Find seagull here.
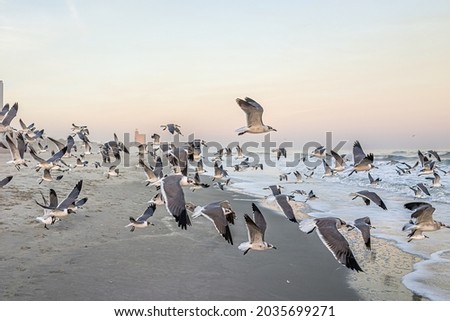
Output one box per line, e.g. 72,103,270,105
322,159,337,178
368,172,382,186
5,133,28,170
410,183,430,198
272,147,287,160
350,190,387,210
348,141,376,176
0,175,13,188
214,178,231,191
264,184,283,196
310,145,326,158
293,170,303,183
235,97,277,135
238,203,276,255
212,161,229,181
161,123,183,136
38,168,64,184
402,203,449,242
425,172,442,188
105,165,120,179
190,172,210,192
305,190,318,202
139,159,159,186
348,217,375,250
35,189,59,229
299,217,363,272
126,203,156,232
330,150,346,172
29,145,67,171
187,201,234,244
35,180,84,219
160,174,194,229
274,194,297,223
0,102,18,134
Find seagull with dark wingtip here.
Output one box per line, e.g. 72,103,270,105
235,97,277,135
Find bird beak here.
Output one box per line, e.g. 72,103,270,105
273,246,277,250
272,128,277,132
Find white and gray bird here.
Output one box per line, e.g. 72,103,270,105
238,203,276,255
187,201,234,244
299,217,363,272
235,97,277,135
160,174,194,230
402,203,449,242
348,141,376,176
126,203,156,232
350,190,387,210
348,217,375,250
161,123,183,136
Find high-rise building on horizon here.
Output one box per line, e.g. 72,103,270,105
134,129,146,145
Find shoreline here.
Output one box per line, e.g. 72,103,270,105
0,159,361,301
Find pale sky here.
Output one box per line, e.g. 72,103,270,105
1,0,450,151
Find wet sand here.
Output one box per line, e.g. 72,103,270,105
0,151,419,301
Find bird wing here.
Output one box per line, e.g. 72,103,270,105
352,140,366,165
243,214,264,244
58,180,83,210
354,217,372,250
1,102,18,126
355,190,387,210
236,97,265,127
315,218,363,272
0,175,13,187
251,203,267,237
136,203,156,222
160,175,191,229
411,206,436,224
275,195,297,222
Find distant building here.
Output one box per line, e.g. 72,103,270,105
0,80,3,107
134,129,146,144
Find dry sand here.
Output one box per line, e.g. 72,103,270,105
0,151,419,301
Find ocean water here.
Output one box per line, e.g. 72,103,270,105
205,149,450,301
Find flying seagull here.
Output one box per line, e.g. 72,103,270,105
235,97,277,135
238,203,276,255
187,201,234,244
160,174,194,230
274,194,297,223
350,190,387,210
348,141,376,176
299,217,363,272
161,123,183,136
402,203,449,242
348,217,375,250
126,203,156,232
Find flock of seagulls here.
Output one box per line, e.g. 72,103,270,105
1,96,449,276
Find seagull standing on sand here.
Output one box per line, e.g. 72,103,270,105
299,217,363,272
235,97,277,135
238,203,276,255
126,203,156,232
160,174,194,229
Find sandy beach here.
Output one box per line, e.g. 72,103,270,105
0,150,422,301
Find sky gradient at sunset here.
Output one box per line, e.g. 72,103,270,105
1,0,449,150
